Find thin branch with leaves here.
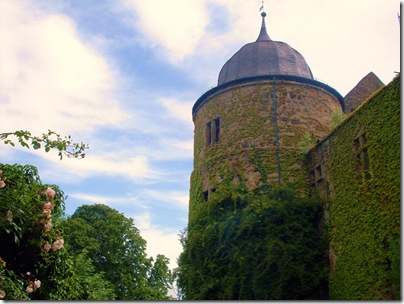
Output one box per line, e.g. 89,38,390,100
0,130,88,160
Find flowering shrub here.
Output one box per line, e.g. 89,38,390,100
0,164,76,300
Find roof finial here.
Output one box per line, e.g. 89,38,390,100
257,0,271,41
259,0,265,14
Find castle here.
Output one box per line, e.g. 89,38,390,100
187,10,400,300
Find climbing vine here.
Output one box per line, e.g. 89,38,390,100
307,75,400,300
178,185,328,300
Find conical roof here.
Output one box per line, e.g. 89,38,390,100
218,12,314,85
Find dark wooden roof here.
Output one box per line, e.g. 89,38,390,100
218,14,313,85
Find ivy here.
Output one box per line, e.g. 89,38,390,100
308,75,400,300
178,186,328,300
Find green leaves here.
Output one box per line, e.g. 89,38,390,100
63,204,173,300
0,163,70,300
178,187,328,300
0,130,88,159
325,76,400,300
0,165,173,300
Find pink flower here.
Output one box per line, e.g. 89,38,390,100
26,271,31,276
6,210,12,222
0,290,5,298
44,202,54,210
33,279,41,289
43,241,51,252
42,209,51,218
51,239,64,251
44,219,52,232
43,187,56,201
26,286,33,293
0,180,5,189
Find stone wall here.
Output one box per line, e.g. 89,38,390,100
306,75,400,299
191,78,342,209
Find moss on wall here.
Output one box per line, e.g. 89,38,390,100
190,80,342,213
307,75,400,300
188,69,399,300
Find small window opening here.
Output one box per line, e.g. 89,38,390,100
312,163,327,200
314,164,323,181
308,170,315,186
354,129,371,181
203,190,209,201
213,117,220,143
205,122,212,146
202,187,216,202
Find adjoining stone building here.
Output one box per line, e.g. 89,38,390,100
188,10,400,300
306,75,399,299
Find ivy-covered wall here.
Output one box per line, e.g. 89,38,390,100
306,75,400,300
190,79,342,213
187,76,399,300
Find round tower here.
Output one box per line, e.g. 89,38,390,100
190,11,344,208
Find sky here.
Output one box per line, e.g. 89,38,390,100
0,0,400,272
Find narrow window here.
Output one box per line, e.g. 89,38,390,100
213,117,220,143
314,164,323,181
202,188,216,202
205,122,212,146
308,170,315,186
203,190,209,201
354,129,371,181
313,163,327,200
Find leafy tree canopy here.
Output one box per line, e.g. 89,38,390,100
62,204,174,300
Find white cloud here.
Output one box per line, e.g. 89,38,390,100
123,0,209,62
267,0,400,95
130,212,183,269
171,139,193,154
69,193,110,204
160,98,193,124
0,1,128,136
143,227,182,268
69,193,138,206
45,149,152,180
121,0,258,86
141,189,189,210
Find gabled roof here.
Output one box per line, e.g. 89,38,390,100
344,72,385,113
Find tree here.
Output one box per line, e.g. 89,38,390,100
62,204,173,300
71,250,116,300
146,254,173,299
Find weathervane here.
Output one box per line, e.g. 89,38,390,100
259,0,266,17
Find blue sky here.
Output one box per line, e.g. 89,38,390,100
0,0,400,271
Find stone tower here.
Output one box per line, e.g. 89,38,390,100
190,11,345,209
